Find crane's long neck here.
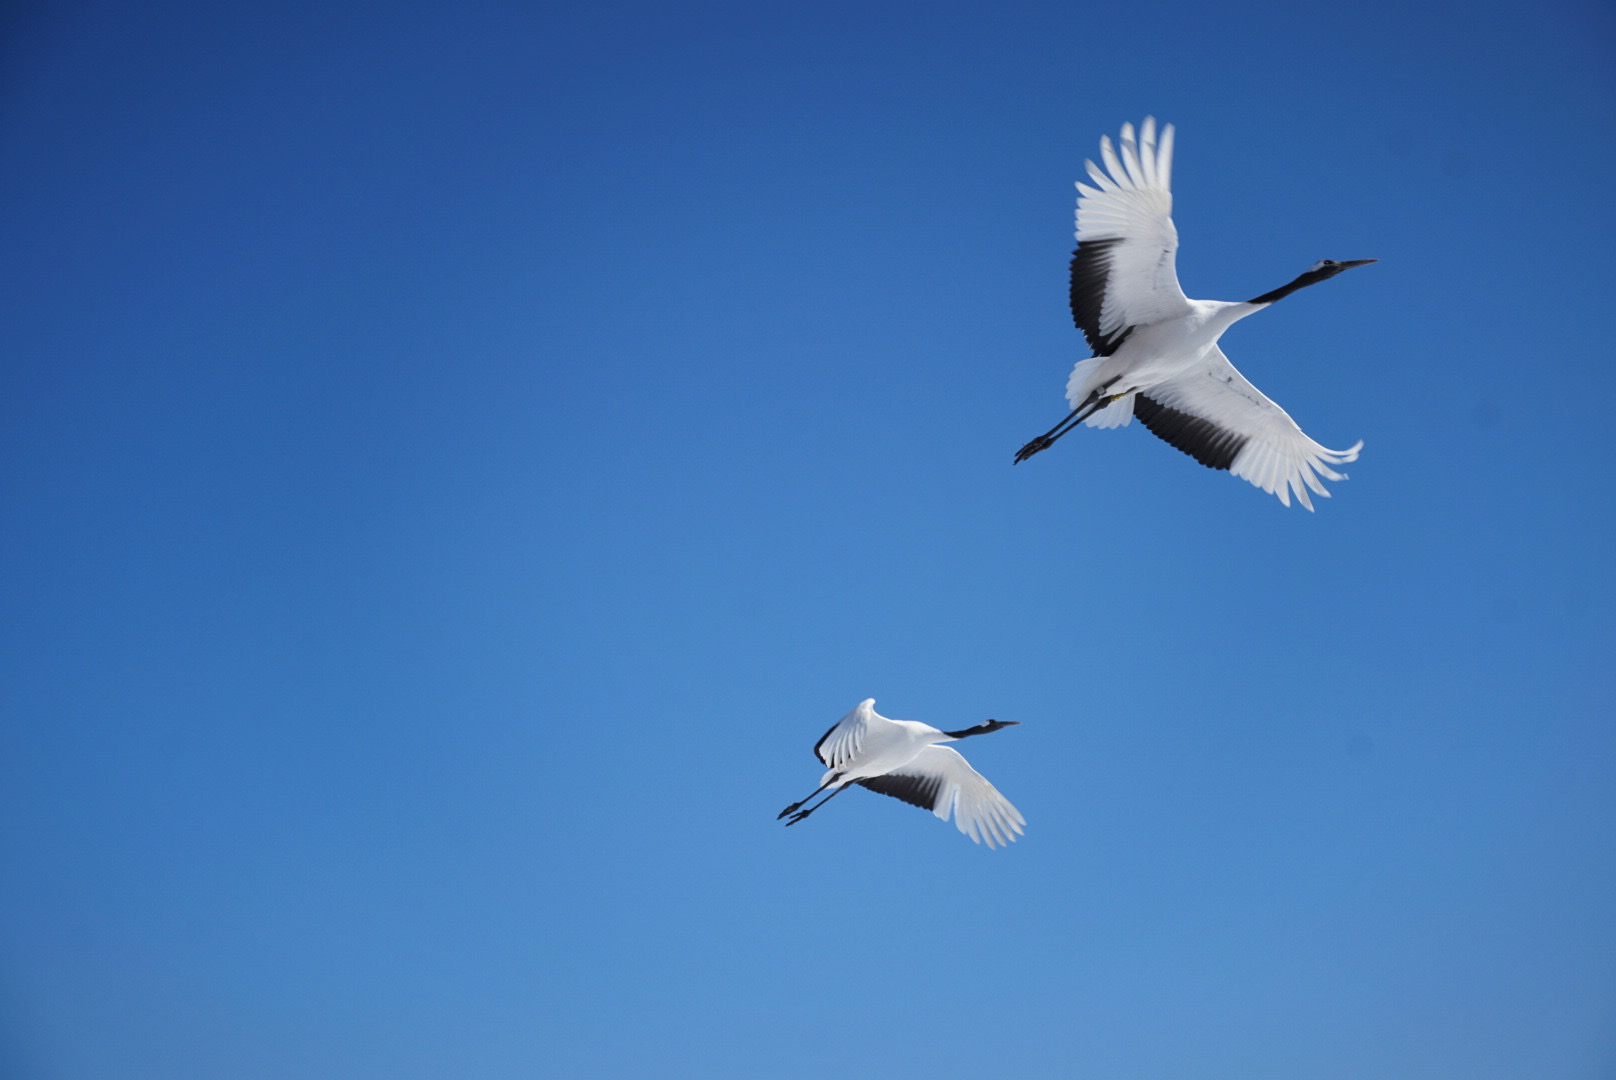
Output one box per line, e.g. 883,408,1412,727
1248,267,1334,305
941,720,1015,740
1201,300,1263,339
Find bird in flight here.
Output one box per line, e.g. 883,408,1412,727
1014,117,1374,510
778,699,1025,848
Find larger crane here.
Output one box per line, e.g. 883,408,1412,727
1014,117,1374,510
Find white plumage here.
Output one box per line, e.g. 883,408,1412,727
778,699,1025,848
1015,117,1374,510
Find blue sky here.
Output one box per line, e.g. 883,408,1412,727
2,1,1614,1077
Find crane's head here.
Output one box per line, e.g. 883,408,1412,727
1307,258,1378,276
942,719,1021,739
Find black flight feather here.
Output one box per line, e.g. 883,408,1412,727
1069,240,1134,356
1134,394,1250,471
857,772,944,813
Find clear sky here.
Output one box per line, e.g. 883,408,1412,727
2,1,1614,1077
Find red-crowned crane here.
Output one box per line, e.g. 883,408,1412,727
778,699,1025,848
1015,117,1374,510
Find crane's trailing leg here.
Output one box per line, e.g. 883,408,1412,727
776,793,815,819
777,778,839,819
783,783,850,826
1014,387,1124,463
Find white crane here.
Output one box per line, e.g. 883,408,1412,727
778,699,1025,848
1014,117,1374,510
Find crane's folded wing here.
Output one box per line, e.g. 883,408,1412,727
814,698,874,768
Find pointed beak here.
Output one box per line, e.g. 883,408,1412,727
1338,259,1378,270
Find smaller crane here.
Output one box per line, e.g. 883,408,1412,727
779,699,1025,848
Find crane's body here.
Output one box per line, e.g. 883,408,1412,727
1076,299,1257,397
1015,118,1374,510
778,699,1025,848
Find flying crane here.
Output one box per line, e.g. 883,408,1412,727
778,699,1025,848
1014,117,1374,510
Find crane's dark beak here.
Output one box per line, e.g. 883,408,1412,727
1337,259,1378,270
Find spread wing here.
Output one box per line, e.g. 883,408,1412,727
858,746,1025,849
813,698,875,769
1071,117,1192,355
1135,345,1363,510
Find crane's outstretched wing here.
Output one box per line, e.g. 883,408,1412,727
1071,117,1191,355
1134,345,1363,510
857,746,1025,849
814,698,876,769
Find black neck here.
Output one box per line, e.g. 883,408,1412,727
1247,267,1334,305
943,721,1005,739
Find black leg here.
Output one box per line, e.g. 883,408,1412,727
783,783,851,826
1013,383,1124,464
778,779,836,819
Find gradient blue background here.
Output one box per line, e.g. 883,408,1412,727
3,1,1614,1077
